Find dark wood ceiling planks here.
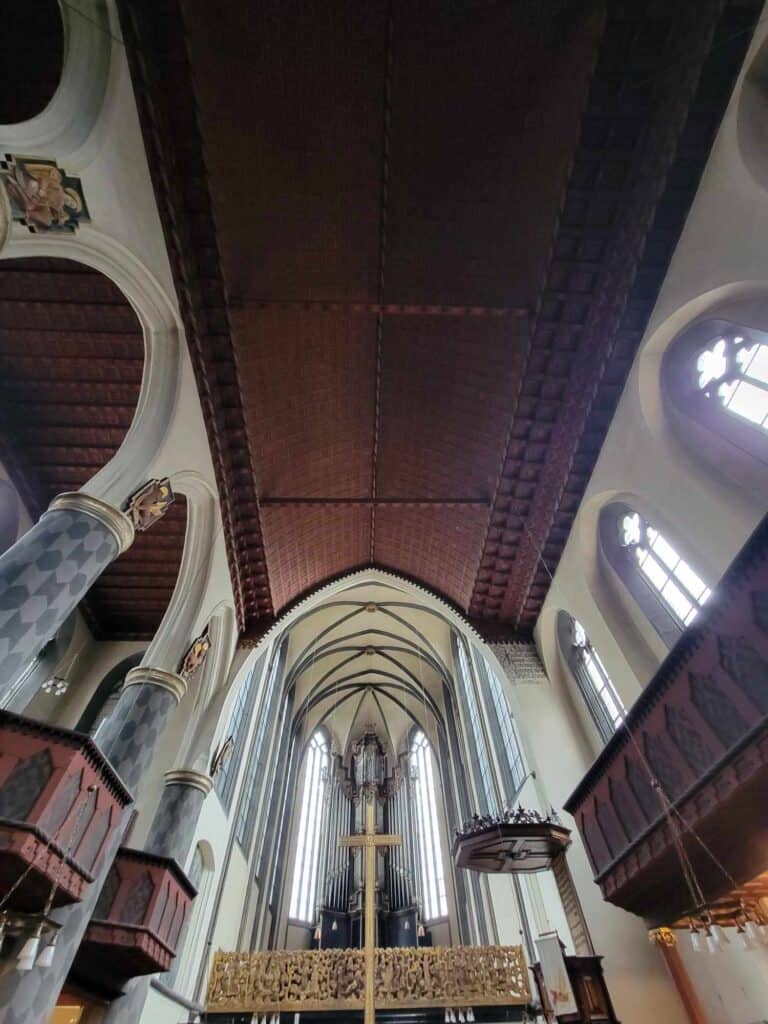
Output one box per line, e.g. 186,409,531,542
0,258,185,640
118,0,761,640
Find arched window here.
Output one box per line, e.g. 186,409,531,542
557,612,625,743
664,319,768,474
166,841,214,993
474,653,526,798
214,650,267,812
410,730,448,921
600,503,711,647
452,635,496,814
289,730,330,923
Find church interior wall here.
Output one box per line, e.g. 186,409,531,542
528,14,768,1022
2,5,767,1021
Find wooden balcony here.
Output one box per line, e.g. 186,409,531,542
0,711,132,912
72,846,196,997
564,515,768,927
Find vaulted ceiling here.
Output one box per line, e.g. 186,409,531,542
121,0,760,640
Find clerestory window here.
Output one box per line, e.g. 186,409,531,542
619,511,711,629
600,503,712,648
410,730,448,921
289,730,330,923
557,612,625,743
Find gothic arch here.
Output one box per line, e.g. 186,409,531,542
0,0,112,159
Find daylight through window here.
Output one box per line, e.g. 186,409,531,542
620,512,711,627
289,730,329,923
410,730,448,921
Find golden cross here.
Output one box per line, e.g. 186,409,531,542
340,791,401,1024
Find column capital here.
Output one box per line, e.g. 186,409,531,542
124,667,187,703
164,768,213,795
648,926,677,948
48,492,135,554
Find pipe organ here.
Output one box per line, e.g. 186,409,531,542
314,733,428,949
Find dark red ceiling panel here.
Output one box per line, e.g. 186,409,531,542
118,0,761,639
0,258,185,640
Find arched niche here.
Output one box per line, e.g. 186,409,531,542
77,650,146,734
663,315,768,497
0,2,64,125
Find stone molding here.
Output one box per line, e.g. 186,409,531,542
0,183,11,254
163,768,213,795
48,492,135,554
124,667,187,704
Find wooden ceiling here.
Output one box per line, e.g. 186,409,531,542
120,0,759,640
0,259,185,640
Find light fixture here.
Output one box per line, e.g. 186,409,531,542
404,920,411,931
36,934,58,968
313,925,321,941
467,1011,476,1023
710,923,730,947
417,923,425,938
16,928,42,972
331,919,338,932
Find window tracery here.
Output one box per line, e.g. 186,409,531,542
696,333,768,431
289,730,330,923
600,502,711,648
410,730,448,921
557,612,625,743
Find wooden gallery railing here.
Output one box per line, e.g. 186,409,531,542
207,945,531,1014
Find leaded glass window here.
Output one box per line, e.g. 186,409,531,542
619,511,711,628
558,612,625,743
697,333,768,431
410,730,448,921
289,730,330,923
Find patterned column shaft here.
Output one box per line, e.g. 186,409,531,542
0,495,133,694
0,670,185,1024
95,669,186,792
103,770,213,1024
146,770,212,864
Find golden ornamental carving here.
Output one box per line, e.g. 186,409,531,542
648,927,677,948
207,945,530,1014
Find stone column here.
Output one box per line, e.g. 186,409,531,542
146,768,213,863
101,768,214,1024
0,668,187,1024
0,493,133,694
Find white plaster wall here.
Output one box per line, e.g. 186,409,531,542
527,13,768,1023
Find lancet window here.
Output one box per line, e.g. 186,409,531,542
214,651,266,811
619,511,711,628
557,612,625,743
410,730,448,921
289,730,330,923
453,635,496,814
600,502,712,647
475,655,527,799
234,641,286,854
